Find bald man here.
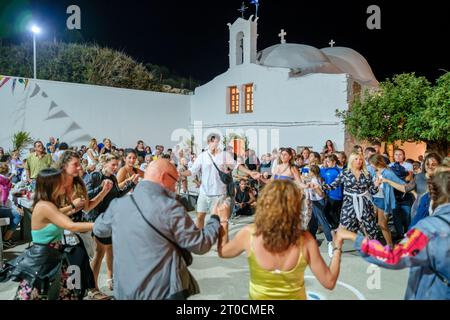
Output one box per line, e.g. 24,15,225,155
93,159,230,300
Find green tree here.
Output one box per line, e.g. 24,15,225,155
409,72,450,155
337,73,449,156
11,131,33,153
0,42,196,94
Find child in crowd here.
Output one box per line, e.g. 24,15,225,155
306,165,335,258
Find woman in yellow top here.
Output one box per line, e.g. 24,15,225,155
217,180,343,300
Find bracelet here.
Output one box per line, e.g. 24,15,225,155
70,203,76,210
333,247,342,253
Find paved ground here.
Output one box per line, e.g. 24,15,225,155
189,215,408,300
0,214,408,300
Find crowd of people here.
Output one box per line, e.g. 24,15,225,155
0,136,448,300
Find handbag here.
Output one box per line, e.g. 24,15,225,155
129,194,193,266
177,194,196,212
166,268,200,300
207,152,235,197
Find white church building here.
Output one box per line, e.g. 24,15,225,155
0,17,379,155
191,16,378,154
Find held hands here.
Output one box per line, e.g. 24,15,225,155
332,230,344,250
250,171,261,180
127,174,139,185
214,199,231,223
72,198,86,211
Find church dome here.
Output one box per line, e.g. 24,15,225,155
257,43,342,76
320,47,379,87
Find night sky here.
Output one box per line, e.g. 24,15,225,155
1,0,448,84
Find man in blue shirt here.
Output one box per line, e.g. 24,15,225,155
45,137,59,154
320,154,343,229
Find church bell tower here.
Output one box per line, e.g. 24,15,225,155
227,16,258,68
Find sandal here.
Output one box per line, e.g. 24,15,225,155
87,289,111,300
106,278,114,291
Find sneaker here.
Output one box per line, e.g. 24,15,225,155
327,242,334,258
2,240,16,249
87,289,111,300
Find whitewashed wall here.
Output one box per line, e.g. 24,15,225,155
0,76,191,151
190,64,349,154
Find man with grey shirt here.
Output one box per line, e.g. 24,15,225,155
93,159,230,300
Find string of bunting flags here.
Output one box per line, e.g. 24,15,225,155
1,75,92,145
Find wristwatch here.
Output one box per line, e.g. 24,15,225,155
70,203,76,210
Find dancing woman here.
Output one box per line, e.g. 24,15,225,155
323,152,381,239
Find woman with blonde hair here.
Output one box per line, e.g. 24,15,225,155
323,152,382,239
218,180,343,300
337,169,450,300
100,138,113,155
85,138,99,168
85,153,138,292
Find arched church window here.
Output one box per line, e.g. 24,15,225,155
236,32,244,65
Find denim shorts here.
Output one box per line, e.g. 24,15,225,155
373,197,386,212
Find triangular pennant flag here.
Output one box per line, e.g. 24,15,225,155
41,91,48,98
45,110,69,120
12,79,17,94
18,79,24,84
48,101,58,115
70,134,92,145
62,121,82,137
0,77,11,88
0,76,3,81
29,84,41,98
24,79,29,90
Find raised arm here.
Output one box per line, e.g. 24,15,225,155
85,180,113,212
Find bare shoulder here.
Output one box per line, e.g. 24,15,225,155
302,231,316,245
300,231,316,262
239,224,254,252
33,201,58,217
240,224,254,237
34,200,57,211
301,231,318,251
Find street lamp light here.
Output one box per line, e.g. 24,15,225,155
31,25,41,79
